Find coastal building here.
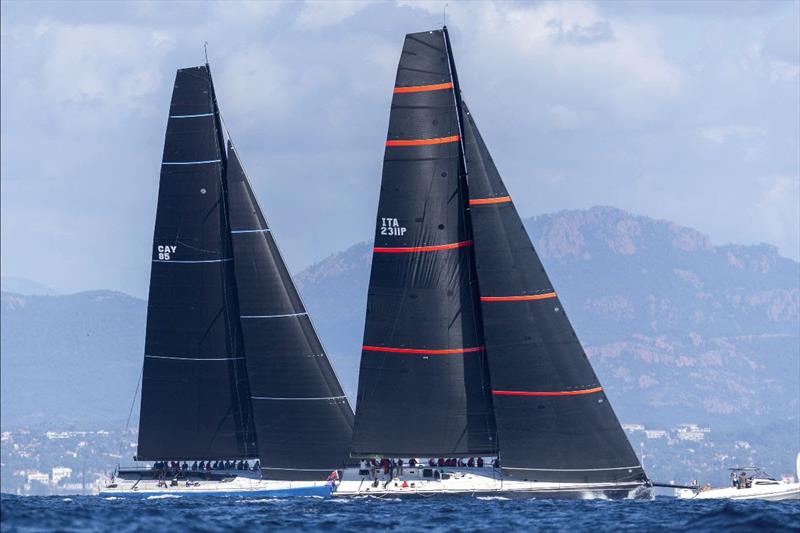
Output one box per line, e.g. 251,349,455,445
51,467,72,484
26,471,49,484
622,424,645,432
676,424,710,442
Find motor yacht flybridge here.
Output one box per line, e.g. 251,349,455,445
335,27,651,499
678,461,800,501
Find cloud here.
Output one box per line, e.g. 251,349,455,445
215,46,297,130
547,104,589,130
699,125,766,145
210,0,283,28
26,21,172,132
751,174,800,259
415,1,684,125
294,1,370,30
763,14,800,66
0,0,797,296
546,18,615,45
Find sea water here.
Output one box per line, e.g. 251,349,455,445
1,494,798,532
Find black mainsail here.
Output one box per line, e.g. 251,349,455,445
350,29,497,458
461,102,645,483
138,65,354,477
138,65,256,460
226,142,355,480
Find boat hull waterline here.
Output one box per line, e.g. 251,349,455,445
100,473,333,498
677,483,800,501
333,467,652,499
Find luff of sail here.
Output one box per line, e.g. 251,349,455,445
350,29,496,458
226,142,355,480
460,101,646,484
137,65,257,460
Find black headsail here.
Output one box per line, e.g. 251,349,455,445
459,98,646,483
350,29,496,458
226,142,355,480
137,65,257,460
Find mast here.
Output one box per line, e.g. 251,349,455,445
137,65,256,460
226,141,355,480
443,25,498,453
460,101,646,484
350,29,496,458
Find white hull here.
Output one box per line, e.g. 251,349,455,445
334,466,650,499
99,470,331,498
678,482,800,501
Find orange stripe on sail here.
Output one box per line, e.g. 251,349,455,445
492,387,603,397
469,196,512,206
363,345,485,355
480,292,557,302
393,82,453,94
374,240,472,253
385,135,460,147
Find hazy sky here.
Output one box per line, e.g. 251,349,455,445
1,0,798,297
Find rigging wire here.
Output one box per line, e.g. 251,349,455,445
118,365,143,464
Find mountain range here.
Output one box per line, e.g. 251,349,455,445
2,206,798,437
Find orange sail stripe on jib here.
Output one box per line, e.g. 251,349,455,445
385,135,460,147
469,196,512,206
393,82,453,94
480,291,557,302
363,345,485,355
492,387,603,397
374,240,472,253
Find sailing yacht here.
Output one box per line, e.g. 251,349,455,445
335,28,651,499
101,64,354,498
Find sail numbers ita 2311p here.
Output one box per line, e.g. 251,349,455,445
379,217,407,236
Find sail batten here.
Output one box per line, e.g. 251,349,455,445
226,141,354,480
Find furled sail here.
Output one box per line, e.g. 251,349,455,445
461,102,646,483
350,30,497,458
137,66,257,460
226,141,355,480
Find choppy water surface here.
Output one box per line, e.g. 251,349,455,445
1,494,798,532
